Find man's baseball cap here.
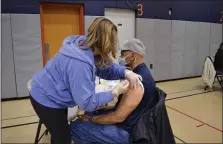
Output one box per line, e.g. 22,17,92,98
120,38,145,56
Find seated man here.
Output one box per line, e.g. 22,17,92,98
70,38,157,143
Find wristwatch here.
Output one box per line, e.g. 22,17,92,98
91,116,96,123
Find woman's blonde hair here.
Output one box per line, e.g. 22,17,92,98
80,17,118,67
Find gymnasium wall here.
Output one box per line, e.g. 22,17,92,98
1,0,223,98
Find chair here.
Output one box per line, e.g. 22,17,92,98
216,71,223,90
27,79,78,144
130,88,175,144
203,57,223,90
209,57,223,90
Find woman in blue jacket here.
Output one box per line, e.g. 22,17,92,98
30,17,142,144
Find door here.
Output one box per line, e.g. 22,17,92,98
104,8,135,51
40,3,84,65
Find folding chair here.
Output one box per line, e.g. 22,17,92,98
208,57,223,90
203,57,223,90
216,71,223,90
27,79,78,144
34,121,49,144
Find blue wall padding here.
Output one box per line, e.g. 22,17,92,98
1,0,223,23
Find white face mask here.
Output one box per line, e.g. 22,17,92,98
118,57,127,66
118,54,132,66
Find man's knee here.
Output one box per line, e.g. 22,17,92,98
70,120,93,143
70,119,82,132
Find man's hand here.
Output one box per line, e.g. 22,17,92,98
78,115,92,122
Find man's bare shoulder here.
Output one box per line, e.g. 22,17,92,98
113,81,144,122
121,83,144,104
126,81,144,96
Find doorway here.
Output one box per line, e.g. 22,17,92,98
104,8,136,48
40,3,84,65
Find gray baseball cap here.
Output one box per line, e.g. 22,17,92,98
120,38,145,56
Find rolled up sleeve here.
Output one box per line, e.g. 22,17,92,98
97,63,126,80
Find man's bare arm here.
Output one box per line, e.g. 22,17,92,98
97,105,115,110
92,84,144,124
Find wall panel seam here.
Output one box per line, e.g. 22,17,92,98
196,22,199,75
209,23,211,56
183,21,186,75
9,14,19,97
170,17,172,78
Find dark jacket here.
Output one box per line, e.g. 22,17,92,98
130,88,175,144
214,42,223,71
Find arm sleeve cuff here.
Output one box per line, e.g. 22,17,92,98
119,66,126,79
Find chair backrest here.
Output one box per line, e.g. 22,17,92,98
207,56,214,63
152,88,175,144
130,88,175,144
202,56,216,75
27,79,33,91
68,106,78,121
202,56,214,72
202,56,217,88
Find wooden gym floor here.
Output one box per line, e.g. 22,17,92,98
1,78,222,143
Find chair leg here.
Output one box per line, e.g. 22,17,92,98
35,120,42,144
220,76,223,82
45,129,49,135
216,76,223,89
204,86,208,91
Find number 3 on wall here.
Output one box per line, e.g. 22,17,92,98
137,4,143,16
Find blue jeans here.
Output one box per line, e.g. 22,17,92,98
70,110,130,144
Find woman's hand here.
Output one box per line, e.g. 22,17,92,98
112,80,130,97
78,115,92,122
124,69,142,89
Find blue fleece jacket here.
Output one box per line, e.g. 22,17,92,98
30,35,126,111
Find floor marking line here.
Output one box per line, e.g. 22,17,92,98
166,89,220,101
167,88,205,95
166,106,222,132
174,135,187,143
196,123,205,127
2,114,37,121
1,122,38,129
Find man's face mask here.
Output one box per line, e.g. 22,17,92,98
118,53,136,67
118,57,127,66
